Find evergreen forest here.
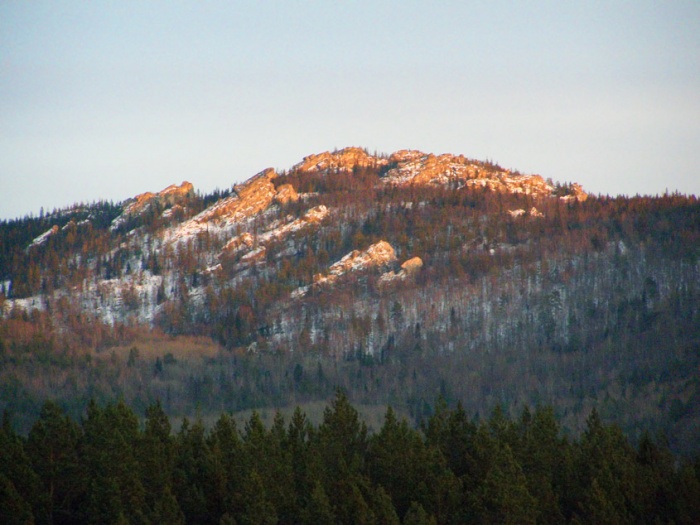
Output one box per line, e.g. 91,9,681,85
2,391,700,525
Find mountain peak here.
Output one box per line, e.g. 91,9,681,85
294,147,387,173
111,181,194,230
290,147,587,201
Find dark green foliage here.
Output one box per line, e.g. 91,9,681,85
26,401,83,524
0,474,35,525
0,412,39,524
301,481,335,525
0,395,698,524
477,443,537,525
403,501,437,525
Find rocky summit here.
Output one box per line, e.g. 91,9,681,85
6,146,592,336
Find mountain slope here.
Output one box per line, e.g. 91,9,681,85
1,147,698,454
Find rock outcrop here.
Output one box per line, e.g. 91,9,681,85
379,256,424,286
382,150,555,197
112,181,194,230
198,169,278,225
222,232,255,254
290,147,588,200
312,240,397,287
288,147,588,201
274,184,299,205
401,256,424,274
294,147,387,173
561,183,588,202
28,225,59,249
508,207,544,218
168,169,278,244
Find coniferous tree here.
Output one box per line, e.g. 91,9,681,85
26,401,83,525
316,389,369,487
81,400,148,525
300,480,335,525
574,409,635,524
402,501,437,525
237,469,277,525
369,406,429,517
206,412,245,520
0,412,38,524
140,400,179,524
478,442,537,525
172,416,209,525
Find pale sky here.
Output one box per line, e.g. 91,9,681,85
1,1,699,220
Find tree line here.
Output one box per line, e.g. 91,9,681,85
2,391,699,525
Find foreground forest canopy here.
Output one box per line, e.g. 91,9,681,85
1,147,699,456
2,392,700,525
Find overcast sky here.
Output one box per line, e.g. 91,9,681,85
1,1,699,220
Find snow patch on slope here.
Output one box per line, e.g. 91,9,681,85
28,225,59,249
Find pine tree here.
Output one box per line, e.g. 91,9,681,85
368,406,427,517
478,443,537,525
82,400,148,525
141,400,177,523
0,474,34,525
26,400,83,524
0,412,38,524
316,389,368,486
207,412,244,519
301,481,335,525
172,416,210,524
238,470,277,525
402,501,437,525
369,485,400,525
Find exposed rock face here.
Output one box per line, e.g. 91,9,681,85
385,150,480,186
240,246,266,265
401,256,424,274
158,181,195,206
294,147,387,173
508,207,544,218
289,147,587,200
125,181,194,217
561,183,588,202
28,225,60,250
274,184,299,205
383,150,555,197
199,169,278,224
111,181,195,230
168,169,278,244
379,256,424,285
222,232,255,254
313,240,397,287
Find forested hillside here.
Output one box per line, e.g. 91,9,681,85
1,147,699,456
2,392,699,525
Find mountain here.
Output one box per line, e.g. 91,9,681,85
1,147,699,455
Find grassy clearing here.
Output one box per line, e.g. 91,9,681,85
98,331,222,363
